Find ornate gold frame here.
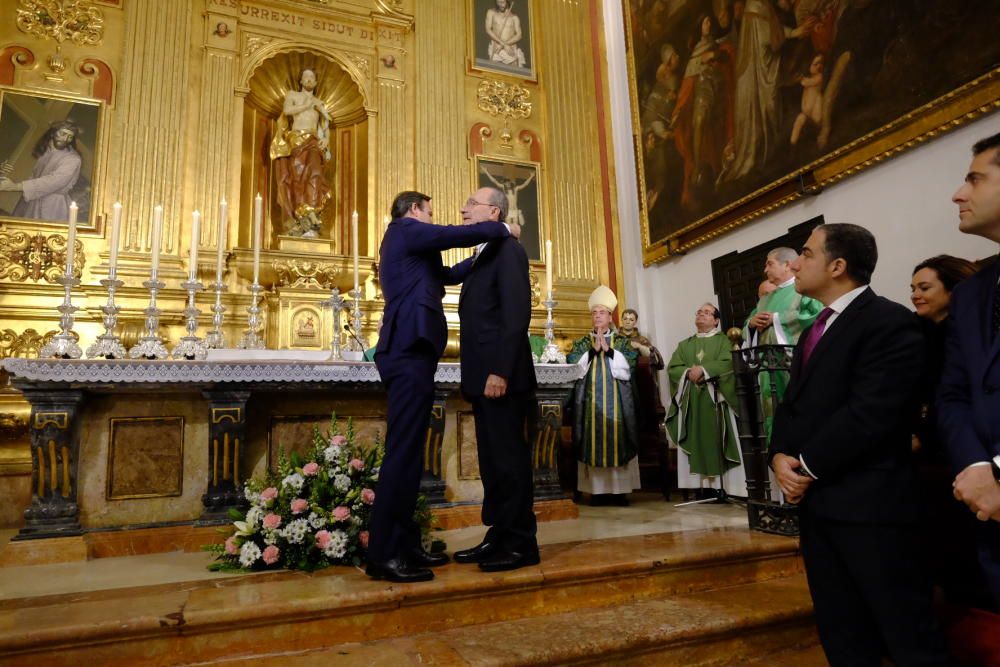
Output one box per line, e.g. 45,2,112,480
622,0,1000,265
468,0,538,82
106,416,184,500
474,154,544,262
0,86,105,232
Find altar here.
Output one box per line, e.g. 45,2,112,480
1,357,581,550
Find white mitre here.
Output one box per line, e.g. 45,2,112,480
588,285,618,312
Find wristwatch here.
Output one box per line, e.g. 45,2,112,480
992,454,1000,483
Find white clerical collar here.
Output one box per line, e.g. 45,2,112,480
695,326,721,338
778,277,795,289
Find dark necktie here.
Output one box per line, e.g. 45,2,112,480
992,279,1000,341
800,307,834,367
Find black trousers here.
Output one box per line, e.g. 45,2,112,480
471,391,538,552
799,513,951,667
368,343,437,564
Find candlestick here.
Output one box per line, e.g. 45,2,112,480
253,193,262,285
352,210,359,292
150,204,163,280
540,290,565,363
237,282,265,350
189,210,201,280
326,287,345,361
40,274,83,359
205,279,227,349
545,239,552,295
172,278,207,360
108,202,122,278
65,202,78,276
348,286,363,353
85,276,126,359
128,276,169,359
216,198,227,284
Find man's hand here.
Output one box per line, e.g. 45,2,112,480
750,312,773,331
773,453,812,503
508,222,521,240
953,464,1000,522
483,373,508,398
0,177,20,192
686,365,705,384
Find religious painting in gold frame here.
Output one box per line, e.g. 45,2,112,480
0,88,103,229
475,156,542,262
470,0,537,81
623,0,1000,264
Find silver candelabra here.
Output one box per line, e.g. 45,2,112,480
85,276,127,359
204,280,227,349
541,290,565,363
348,287,363,352
172,279,207,360
326,287,345,361
40,274,83,359
128,277,169,359
237,282,265,349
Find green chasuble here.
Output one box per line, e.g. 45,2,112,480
665,332,741,476
567,332,639,468
741,283,822,439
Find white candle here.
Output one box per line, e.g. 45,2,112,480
189,210,201,280
215,198,227,284
150,205,163,280
545,239,553,295
108,202,122,279
351,210,359,292
65,201,78,276
253,193,262,284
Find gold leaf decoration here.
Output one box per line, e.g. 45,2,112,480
0,328,71,359
273,260,341,290
16,0,105,46
477,79,532,122
0,227,84,283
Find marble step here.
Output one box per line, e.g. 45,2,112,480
215,575,818,666
0,528,803,667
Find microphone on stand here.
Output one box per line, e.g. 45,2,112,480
343,323,367,351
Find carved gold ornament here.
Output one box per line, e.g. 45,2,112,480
16,0,105,46
0,328,66,359
477,79,532,122
0,227,84,283
273,260,341,289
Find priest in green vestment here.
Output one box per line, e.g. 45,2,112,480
666,303,746,496
742,247,822,439
567,286,640,505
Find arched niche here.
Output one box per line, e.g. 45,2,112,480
240,49,369,255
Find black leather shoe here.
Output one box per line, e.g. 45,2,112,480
406,548,450,567
478,548,540,572
454,539,498,564
366,558,434,582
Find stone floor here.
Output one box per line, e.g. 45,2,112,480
0,493,748,600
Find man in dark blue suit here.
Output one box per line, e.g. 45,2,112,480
941,132,1000,610
367,191,515,583
770,224,949,665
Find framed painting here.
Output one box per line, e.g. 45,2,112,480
470,0,536,80
624,0,1000,263
476,156,542,262
0,88,102,228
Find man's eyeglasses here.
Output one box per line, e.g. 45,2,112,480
465,198,495,208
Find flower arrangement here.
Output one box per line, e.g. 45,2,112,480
205,415,439,572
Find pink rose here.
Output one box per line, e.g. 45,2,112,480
262,544,280,565
302,462,320,476
361,488,375,505
224,536,238,555
349,458,364,471
359,530,369,549
332,506,351,522
291,498,309,514
260,487,278,503
330,435,347,446
262,513,282,530
316,529,332,549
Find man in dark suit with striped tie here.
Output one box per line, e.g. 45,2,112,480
368,191,516,583
769,223,949,665
941,132,1000,610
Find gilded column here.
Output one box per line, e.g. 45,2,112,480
373,18,412,240
414,0,468,266
110,3,193,263
536,0,602,282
